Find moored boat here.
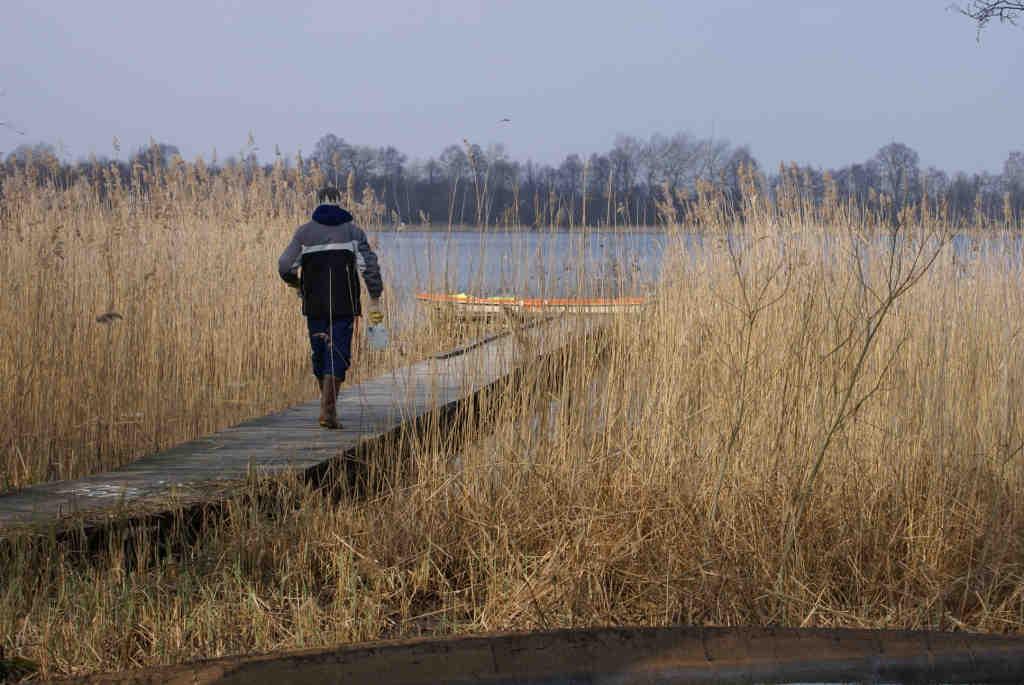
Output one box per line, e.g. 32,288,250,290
416,292,647,316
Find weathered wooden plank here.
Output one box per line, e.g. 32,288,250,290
64,626,1024,685
0,317,595,532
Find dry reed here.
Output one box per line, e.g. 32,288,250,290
2,154,1024,680
0,150,403,491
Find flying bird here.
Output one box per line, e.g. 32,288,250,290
0,90,25,135
0,120,24,135
0,88,23,135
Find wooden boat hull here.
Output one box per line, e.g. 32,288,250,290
416,293,647,316
68,626,1024,684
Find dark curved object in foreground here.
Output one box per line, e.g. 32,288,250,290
65,626,1024,684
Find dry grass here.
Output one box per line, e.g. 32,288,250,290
0,153,427,491
3,155,1024,679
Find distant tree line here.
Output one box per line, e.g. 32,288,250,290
4,133,1024,228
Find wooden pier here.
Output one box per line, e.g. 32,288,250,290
0,317,594,534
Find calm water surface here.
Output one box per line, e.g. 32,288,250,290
371,229,1020,315
375,230,669,302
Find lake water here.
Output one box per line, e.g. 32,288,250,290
371,229,1021,319
374,230,669,304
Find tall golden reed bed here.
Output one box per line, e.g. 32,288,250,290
2,156,1024,678
0,153,405,491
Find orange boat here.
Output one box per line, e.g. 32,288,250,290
416,292,647,315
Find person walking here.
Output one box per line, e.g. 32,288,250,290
278,187,384,428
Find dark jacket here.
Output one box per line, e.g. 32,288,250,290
277,205,384,319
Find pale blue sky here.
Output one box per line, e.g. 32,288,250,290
1,0,1021,173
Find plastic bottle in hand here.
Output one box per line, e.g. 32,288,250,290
366,298,387,350
367,322,388,350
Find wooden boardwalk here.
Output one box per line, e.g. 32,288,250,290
0,318,593,533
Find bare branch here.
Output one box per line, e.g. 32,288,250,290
953,1,1024,35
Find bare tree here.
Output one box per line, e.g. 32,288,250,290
346,145,378,183
722,145,760,202
955,1,1024,33
312,133,351,184
130,141,181,169
462,140,491,226
873,142,921,208
1005,151,1024,213
1004,151,1024,189
609,135,641,223
5,141,57,163
698,138,734,185
377,145,406,218
923,166,951,197
439,145,468,227
556,153,583,210
641,133,702,192
422,158,440,186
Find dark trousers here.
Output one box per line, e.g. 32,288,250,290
306,316,354,381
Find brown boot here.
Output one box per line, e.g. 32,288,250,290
319,375,341,429
316,376,327,424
